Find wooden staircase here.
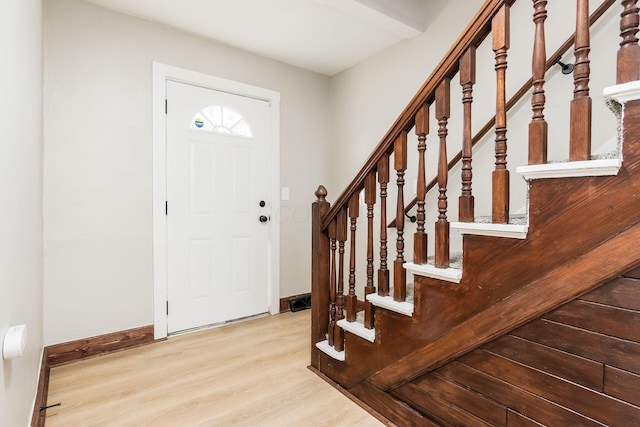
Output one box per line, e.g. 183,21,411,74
311,0,640,425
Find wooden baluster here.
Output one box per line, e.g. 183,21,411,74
435,79,451,269
327,219,337,346
346,193,360,322
311,186,330,367
570,0,592,161
414,104,429,264
492,4,511,224
394,132,408,302
529,0,549,165
618,0,640,84
459,47,476,222
364,173,377,329
334,208,347,352
377,154,390,297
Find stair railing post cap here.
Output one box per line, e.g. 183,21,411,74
315,185,328,201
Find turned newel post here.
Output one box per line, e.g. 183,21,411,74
394,132,408,302
618,0,640,83
492,4,510,224
414,103,429,264
570,0,592,161
529,0,549,165
311,186,330,367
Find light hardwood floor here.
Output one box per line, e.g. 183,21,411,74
45,310,384,426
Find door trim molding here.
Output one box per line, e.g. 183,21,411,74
152,62,281,339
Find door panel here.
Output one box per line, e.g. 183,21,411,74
231,236,252,294
190,239,215,300
166,80,271,334
191,142,216,216
232,146,252,214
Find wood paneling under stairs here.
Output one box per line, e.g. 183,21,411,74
390,268,640,426
45,311,384,427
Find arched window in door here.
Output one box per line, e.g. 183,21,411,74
191,105,252,137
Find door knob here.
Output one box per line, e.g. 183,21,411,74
259,215,269,223
259,200,266,207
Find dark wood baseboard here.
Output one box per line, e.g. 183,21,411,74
33,325,156,425
30,351,49,427
46,325,155,367
279,293,311,313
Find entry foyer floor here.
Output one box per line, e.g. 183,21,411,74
45,310,383,426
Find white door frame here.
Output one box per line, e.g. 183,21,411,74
152,62,281,339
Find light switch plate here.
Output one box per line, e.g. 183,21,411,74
281,187,290,201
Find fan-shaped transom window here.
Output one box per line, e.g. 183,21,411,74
191,105,252,137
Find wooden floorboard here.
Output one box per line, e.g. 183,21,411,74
45,310,383,426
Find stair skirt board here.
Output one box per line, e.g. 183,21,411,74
316,340,345,361
367,293,414,317
337,317,376,343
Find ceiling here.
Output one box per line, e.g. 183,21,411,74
83,0,436,76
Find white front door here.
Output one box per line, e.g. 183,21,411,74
166,80,272,334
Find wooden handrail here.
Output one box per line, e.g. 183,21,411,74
388,0,617,228
320,0,516,231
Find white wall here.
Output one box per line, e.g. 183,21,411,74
0,0,44,425
328,0,485,194
43,0,331,345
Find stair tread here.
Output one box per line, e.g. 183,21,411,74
473,215,528,226
516,158,622,180
315,340,345,361
451,221,528,239
337,311,376,343
368,286,414,317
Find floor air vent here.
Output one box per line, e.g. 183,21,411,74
289,295,311,312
